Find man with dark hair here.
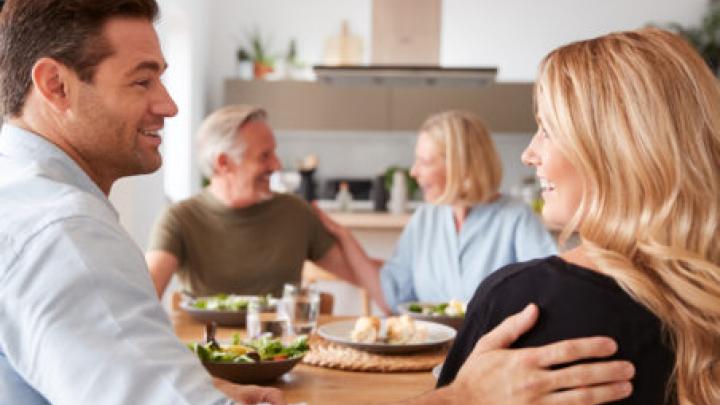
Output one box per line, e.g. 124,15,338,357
0,1,282,403
0,1,635,404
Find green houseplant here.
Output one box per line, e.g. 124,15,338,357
668,0,720,76
248,29,274,79
236,28,275,79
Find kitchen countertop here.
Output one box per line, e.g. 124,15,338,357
316,199,415,230
316,199,563,233
327,210,412,229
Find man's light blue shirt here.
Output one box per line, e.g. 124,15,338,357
380,196,558,310
0,125,231,404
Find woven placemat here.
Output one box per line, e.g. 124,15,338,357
302,336,448,372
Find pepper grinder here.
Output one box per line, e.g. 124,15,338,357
371,174,388,212
298,168,316,202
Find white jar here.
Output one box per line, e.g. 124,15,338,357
389,170,407,214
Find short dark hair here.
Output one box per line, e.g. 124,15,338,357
0,0,159,117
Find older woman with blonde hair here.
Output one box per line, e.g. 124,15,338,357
438,28,720,404
316,110,557,313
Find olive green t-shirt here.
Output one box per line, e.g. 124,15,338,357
148,190,335,296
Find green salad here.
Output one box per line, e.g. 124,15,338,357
188,334,309,363
407,299,466,317
191,294,270,311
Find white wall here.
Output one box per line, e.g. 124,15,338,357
205,0,372,110
442,0,706,80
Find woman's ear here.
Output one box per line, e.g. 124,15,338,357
30,57,71,113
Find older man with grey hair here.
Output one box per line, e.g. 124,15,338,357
146,105,356,298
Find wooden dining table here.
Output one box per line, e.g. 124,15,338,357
172,310,437,405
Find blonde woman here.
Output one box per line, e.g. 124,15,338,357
316,111,557,313
438,28,720,404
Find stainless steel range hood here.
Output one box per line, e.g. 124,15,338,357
313,65,497,87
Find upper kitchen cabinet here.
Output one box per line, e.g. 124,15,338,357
224,80,390,131
390,83,536,132
224,80,535,133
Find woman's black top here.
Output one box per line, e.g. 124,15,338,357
436,256,675,404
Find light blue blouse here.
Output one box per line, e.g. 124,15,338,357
380,196,558,310
0,125,231,404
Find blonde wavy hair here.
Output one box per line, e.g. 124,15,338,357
419,110,502,206
536,28,720,404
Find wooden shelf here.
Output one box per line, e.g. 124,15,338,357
224,80,535,132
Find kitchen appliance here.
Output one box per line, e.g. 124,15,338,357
313,65,497,87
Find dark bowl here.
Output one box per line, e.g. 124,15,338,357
201,356,304,384
397,302,465,330
180,295,275,327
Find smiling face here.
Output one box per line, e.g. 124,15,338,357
521,115,583,228
65,17,177,191
222,120,282,205
410,132,447,203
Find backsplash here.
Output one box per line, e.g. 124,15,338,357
275,130,535,198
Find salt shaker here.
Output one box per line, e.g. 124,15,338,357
335,181,353,212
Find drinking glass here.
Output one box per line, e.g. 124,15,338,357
281,283,320,335
245,297,291,340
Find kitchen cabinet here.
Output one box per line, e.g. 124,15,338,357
224,80,535,132
224,80,390,131
390,84,536,132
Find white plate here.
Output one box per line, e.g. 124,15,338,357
318,319,456,354
397,302,465,330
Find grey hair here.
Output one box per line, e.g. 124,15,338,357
196,105,267,177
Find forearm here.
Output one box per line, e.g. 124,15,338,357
334,230,391,313
145,250,179,298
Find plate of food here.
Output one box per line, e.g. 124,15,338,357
317,315,456,354
180,294,273,327
397,299,467,330
188,333,309,384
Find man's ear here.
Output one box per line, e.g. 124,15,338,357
215,153,230,174
30,57,72,113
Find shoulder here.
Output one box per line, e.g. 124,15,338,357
0,178,117,254
407,203,446,228
483,195,537,220
471,256,659,339
269,193,318,219
165,193,206,216
0,197,129,282
272,192,311,209
475,256,560,297
479,255,626,298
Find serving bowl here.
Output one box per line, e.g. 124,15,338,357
201,356,304,384
180,294,273,327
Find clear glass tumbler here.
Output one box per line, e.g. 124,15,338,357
246,297,291,340
281,283,320,335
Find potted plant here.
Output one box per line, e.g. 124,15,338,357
236,47,253,80
247,29,274,79
668,0,720,76
284,38,308,80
